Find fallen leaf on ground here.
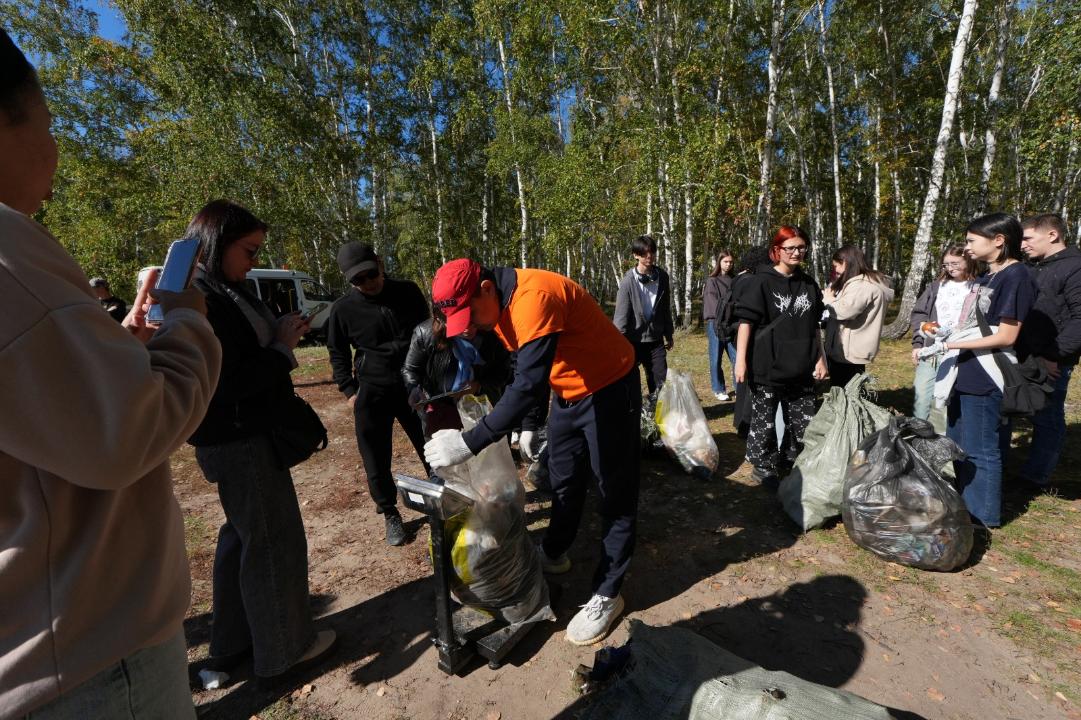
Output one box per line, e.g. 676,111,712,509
1001,576,1016,584
485,712,502,720
926,688,946,702
376,686,388,697
1066,618,1081,632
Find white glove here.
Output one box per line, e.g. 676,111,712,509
424,429,474,469
917,340,948,359
519,430,539,460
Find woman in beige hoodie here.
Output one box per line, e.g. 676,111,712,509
823,245,894,388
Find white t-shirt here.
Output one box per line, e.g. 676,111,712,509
636,272,659,323
935,279,972,330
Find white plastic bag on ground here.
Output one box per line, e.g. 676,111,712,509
436,395,554,626
654,370,719,478
778,374,893,531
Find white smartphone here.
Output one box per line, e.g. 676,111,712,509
301,302,330,321
146,237,203,323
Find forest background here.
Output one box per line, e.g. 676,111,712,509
4,0,1079,336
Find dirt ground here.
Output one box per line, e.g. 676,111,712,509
173,336,1081,720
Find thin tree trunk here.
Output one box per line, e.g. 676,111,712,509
427,88,446,265
978,0,1011,212
816,0,843,247
496,36,529,268
884,0,979,338
754,0,785,246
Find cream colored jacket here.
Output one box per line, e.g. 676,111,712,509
824,274,895,364
0,204,221,716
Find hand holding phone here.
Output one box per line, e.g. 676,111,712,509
146,237,203,323
301,302,329,321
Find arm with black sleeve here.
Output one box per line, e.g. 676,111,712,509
461,333,559,455
1054,269,1081,362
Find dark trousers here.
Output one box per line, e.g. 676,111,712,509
353,381,428,514
828,359,865,389
745,383,816,475
633,340,668,394
541,370,641,598
195,434,314,677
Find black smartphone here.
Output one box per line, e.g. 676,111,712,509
146,237,203,323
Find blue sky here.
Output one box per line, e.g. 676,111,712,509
87,0,126,41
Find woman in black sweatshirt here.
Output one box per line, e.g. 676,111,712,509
733,225,827,488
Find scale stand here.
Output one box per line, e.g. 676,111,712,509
394,472,539,674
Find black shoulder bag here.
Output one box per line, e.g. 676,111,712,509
271,391,329,469
973,305,1054,418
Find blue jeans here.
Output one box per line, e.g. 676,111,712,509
947,391,1011,528
1021,364,1074,485
196,434,315,677
706,321,737,394
27,632,194,719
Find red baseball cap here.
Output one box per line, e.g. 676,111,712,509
432,259,482,337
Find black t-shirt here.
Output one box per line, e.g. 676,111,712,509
954,262,1036,395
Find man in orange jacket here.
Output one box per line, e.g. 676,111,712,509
424,259,640,645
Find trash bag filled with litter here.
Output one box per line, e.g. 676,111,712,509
436,395,555,626
654,370,719,478
841,416,972,571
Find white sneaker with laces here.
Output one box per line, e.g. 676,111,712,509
565,594,624,645
715,392,730,402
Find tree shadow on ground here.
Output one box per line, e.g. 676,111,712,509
553,575,926,720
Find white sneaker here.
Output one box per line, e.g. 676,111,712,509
537,544,571,574
715,392,730,402
566,594,624,645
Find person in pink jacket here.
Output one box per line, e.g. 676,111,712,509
0,28,221,718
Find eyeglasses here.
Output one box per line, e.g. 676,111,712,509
942,262,964,269
779,246,808,255
352,269,380,283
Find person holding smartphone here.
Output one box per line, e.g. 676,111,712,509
0,28,221,719
187,200,337,684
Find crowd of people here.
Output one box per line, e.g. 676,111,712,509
3,25,1080,718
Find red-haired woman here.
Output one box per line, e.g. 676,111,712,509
733,226,827,488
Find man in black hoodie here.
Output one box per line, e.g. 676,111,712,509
1015,214,1081,490
327,243,429,545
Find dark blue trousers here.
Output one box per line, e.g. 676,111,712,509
541,370,641,598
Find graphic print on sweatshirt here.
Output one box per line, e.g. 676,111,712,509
772,290,813,317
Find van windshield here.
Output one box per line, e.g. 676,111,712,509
302,279,336,302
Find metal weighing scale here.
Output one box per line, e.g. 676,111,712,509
393,472,540,674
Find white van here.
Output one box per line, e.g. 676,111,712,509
244,269,338,337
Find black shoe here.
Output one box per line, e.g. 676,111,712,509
385,513,408,546
205,646,251,673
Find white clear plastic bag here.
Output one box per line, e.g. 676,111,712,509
654,370,720,478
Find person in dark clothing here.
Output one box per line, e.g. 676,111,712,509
188,200,337,683
422,259,639,646
401,311,511,439
327,243,429,546
1015,213,1081,490
613,235,675,394
89,277,127,322
702,249,736,402
734,226,827,488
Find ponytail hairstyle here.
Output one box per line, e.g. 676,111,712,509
768,225,811,264
710,248,735,277
186,199,269,282
935,245,977,282
966,212,1023,263
829,244,886,294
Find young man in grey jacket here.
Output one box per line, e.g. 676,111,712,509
613,235,675,393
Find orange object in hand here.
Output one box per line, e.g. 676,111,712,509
921,321,940,335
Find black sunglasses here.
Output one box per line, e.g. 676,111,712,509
352,268,380,284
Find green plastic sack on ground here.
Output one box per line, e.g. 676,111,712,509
579,620,895,720
778,374,892,531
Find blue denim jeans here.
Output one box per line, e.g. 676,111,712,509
913,356,947,433
1019,364,1073,485
947,391,1011,528
27,632,194,719
196,434,315,677
705,321,736,394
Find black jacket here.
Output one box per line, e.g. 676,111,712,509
613,266,674,344
401,319,512,402
1016,246,1081,365
327,277,429,396
733,265,823,388
909,280,942,349
189,277,296,446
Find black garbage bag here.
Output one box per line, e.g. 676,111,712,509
841,417,973,571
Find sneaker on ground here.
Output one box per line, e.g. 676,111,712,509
715,392,730,402
566,594,625,646
256,629,337,688
537,544,571,574
385,512,408,546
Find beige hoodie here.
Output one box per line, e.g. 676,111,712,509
0,204,221,716
824,274,895,364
